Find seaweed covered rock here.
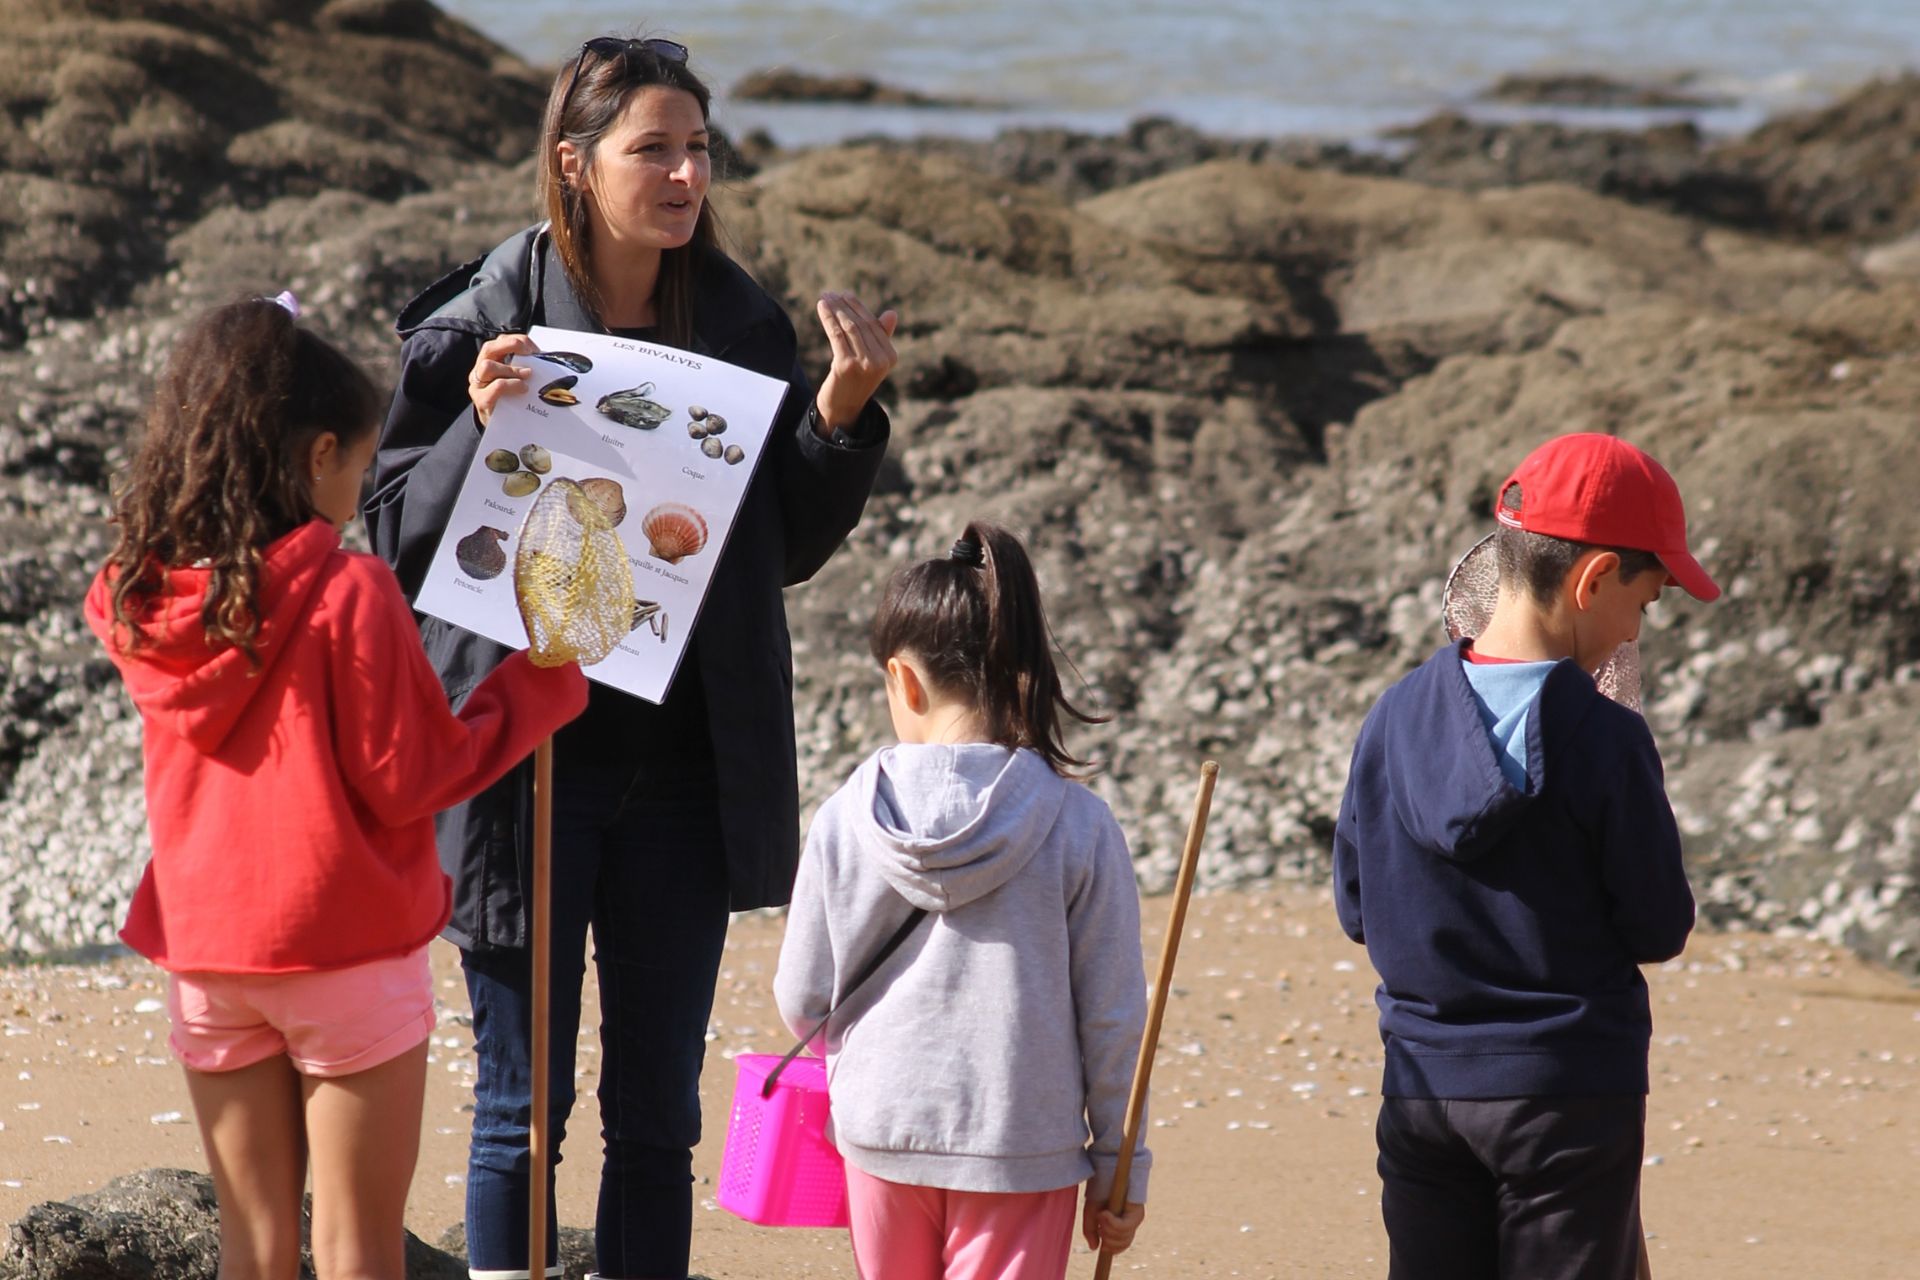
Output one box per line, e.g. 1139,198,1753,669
0,0,546,345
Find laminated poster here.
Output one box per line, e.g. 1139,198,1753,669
414,324,790,703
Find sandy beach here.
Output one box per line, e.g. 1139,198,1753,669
3,884,1915,1277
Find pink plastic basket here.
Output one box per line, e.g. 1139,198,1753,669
716,1052,850,1228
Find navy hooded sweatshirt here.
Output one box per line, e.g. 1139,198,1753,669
1333,642,1695,1099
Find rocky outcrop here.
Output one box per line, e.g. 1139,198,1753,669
1708,74,1920,241
1367,76,1920,245
731,67,991,109
847,117,1367,204
1480,72,1730,110
0,3,1916,976
1376,114,1775,228
739,74,1920,247
786,72,1920,247
745,155,1919,970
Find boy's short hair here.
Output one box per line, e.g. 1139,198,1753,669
1491,433,1719,604
1495,484,1666,605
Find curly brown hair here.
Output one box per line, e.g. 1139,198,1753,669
103,298,381,664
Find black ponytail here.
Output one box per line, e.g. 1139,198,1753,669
869,521,1104,775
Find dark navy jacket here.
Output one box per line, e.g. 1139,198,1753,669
1333,642,1696,1098
365,225,889,945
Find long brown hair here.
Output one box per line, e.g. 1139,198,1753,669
869,522,1106,776
538,38,722,348
104,298,381,662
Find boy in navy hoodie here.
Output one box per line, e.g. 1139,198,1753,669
1333,433,1716,1280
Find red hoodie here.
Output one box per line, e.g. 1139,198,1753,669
84,520,587,973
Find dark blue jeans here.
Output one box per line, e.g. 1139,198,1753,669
461,757,730,1280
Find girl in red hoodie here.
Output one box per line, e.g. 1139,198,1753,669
84,296,587,1280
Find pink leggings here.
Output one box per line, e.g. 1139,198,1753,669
845,1164,1080,1280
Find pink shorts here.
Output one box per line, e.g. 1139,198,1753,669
166,948,435,1078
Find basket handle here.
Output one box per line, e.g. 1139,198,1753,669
764,906,929,1098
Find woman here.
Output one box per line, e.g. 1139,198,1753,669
365,36,898,1280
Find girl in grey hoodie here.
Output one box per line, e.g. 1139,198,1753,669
775,522,1150,1280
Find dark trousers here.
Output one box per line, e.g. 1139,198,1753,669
461,757,731,1280
1376,1095,1646,1280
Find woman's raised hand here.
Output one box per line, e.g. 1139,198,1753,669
468,334,538,427
812,292,899,438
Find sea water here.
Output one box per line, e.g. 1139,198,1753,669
440,0,1920,145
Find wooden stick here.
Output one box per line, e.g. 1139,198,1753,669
528,737,553,1280
1093,761,1219,1280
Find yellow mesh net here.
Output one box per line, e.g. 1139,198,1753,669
513,477,635,668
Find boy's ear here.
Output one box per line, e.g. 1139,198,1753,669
1569,549,1622,614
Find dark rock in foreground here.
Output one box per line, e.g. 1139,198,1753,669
0,1168,459,1280
0,1167,710,1280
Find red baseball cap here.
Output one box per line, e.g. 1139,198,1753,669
1495,433,1719,602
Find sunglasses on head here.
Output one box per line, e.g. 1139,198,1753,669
558,36,692,123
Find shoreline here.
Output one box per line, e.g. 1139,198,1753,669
728,56,1903,152
439,0,1920,153
713,92,1782,153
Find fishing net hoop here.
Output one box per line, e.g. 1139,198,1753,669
1441,533,1643,710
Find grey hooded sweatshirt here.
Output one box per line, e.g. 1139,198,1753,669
774,742,1151,1202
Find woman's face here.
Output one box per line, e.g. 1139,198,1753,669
568,85,710,257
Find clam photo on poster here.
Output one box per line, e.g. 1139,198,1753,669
412,325,790,704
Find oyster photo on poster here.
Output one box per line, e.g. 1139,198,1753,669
414,325,791,703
